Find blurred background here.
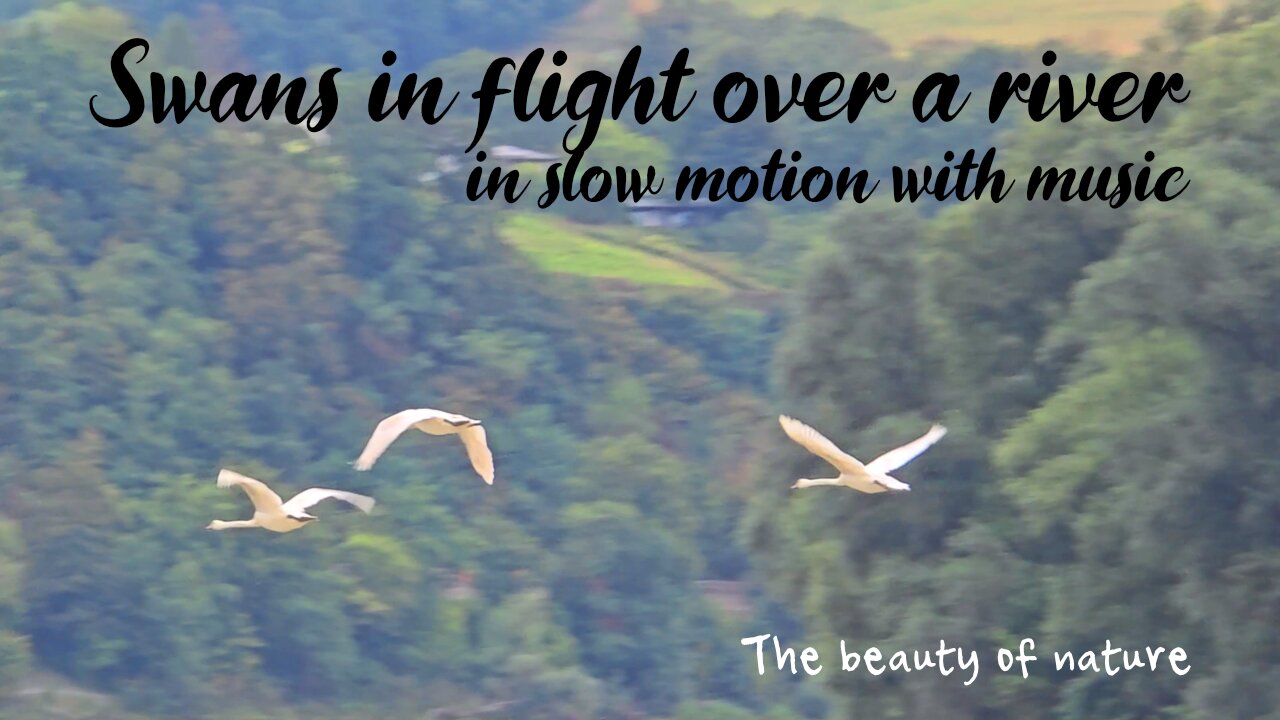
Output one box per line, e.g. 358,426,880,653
1,0,1276,718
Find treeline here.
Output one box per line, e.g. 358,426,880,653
746,2,1280,718
0,0,586,72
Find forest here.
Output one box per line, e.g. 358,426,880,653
0,0,1277,718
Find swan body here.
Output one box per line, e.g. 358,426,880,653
779,416,946,494
353,408,494,484
207,469,375,533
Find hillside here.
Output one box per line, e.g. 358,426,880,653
3,1,1279,719
0,8,785,719
543,0,1218,63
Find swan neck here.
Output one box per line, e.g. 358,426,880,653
209,519,258,530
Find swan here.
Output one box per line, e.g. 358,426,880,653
206,469,375,532
353,408,495,484
779,416,946,493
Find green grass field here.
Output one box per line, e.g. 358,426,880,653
710,0,1220,54
501,213,734,290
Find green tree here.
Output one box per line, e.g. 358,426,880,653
552,501,696,714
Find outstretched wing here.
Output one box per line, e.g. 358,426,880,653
436,410,480,426
865,424,947,475
873,474,912,491
282,488,376,515
217,469,285,512
458,424,494,484
778,416,867,475
353,408,449,470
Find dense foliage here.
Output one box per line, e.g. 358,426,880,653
0,5,784,717
0,0,1275,719
746,2,1280,718
0,0,587,71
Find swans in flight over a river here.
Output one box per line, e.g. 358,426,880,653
206,469,375,533
353,408,494,484
779,415,946,493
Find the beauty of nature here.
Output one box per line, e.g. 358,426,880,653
0,0,1276,718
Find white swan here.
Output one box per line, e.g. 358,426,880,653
353,408,494,484
206,469,375,532
779,416,946,493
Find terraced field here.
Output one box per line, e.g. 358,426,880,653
554,0,1218,58
500,213,773,293
711,0,1221,54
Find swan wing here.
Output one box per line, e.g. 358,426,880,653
434,410,480,426
779,416,867,474
865,424,947,475
282,488,376,515
459,424,495,484
353,408,450,470
217,469,285,512
873,474,912,492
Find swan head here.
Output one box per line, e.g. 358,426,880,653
791,479,811,489
206,520,227,531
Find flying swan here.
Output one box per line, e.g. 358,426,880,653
206,469,376,532
353,408,495,484
779,415,946,493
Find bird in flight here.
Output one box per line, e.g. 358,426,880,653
779,415,946,493
206,469,375,533
353,408,495,484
